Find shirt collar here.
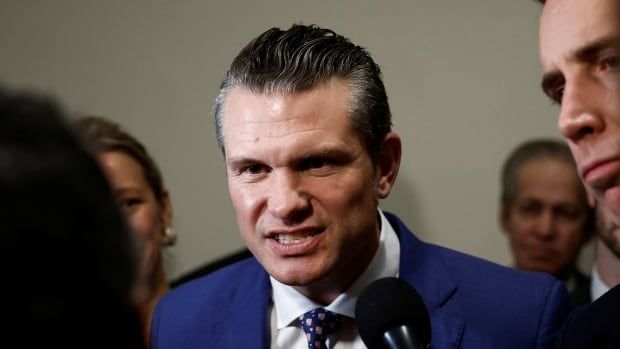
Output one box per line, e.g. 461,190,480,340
270,208,400,329
591,264,612,301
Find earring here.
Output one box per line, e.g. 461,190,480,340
162,227,177,247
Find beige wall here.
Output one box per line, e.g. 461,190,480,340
2,0,587,280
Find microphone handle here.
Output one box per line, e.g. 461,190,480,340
382,325,429,349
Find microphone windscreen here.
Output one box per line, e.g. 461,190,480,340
355,277,431,349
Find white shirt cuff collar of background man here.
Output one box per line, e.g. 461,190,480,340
591,264,612,302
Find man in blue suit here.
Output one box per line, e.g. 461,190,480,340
152,24,570,348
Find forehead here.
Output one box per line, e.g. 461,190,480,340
220,80,353,145
99,151,145,183
516,159,582,197
539,0,620,70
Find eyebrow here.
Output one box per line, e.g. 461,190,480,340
226,147,352,169
226,157,258,170
541,71,563,98
541,35,620,95
113,187,143,196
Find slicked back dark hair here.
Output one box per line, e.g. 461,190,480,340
214,24,392,160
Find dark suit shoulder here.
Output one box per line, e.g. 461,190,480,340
556,284,620,349
154,257,267,325
429,241,564,307
386,211,570,347
163,257,264,304
151,257,271,348
569,271,591,309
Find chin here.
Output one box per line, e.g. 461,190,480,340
602,188,620,218
272,273,319,287
269,263,328,287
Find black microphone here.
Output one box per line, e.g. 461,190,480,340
355,277,431,349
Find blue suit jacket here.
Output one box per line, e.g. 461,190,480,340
152,212,570,348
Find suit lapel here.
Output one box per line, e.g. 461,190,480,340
387,212,465,349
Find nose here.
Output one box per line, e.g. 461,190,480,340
534,210,555,240
557,77,605,143
268,170,311,224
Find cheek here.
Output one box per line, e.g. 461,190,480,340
127,208,163,241
230,188,258,212
507,219,534,240
228,183,265,233
330,172,376,206
557,226,584,249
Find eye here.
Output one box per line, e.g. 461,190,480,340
555,206,581,220
601,55,620,71
553,85,565,105
118,197,141,211
518,202,541,216
542,75,565,106
550,84,565,105
237,163,270,179
246,164,265,174
304,157,327,169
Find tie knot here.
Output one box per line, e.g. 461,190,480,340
299,308,341,349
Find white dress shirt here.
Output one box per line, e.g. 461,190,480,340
269,209,401,349
591,265,611,301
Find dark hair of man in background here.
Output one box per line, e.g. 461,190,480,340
0,88,144,348
213,24,391,161
502,140,584,208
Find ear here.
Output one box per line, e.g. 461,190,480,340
375,132,402,199
160,189,173,228
499,203,511,234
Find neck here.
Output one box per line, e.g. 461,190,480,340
595,238,620,289
553,265,577,283
296,227,381,306
136,265,169,347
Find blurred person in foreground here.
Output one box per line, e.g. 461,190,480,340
0,88,144,348
537,0,620,347
75,116,176,343
500,139,593,307
151,24,570,349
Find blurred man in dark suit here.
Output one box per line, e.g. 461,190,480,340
500,139,593,307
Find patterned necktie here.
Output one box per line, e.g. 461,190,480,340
299,308,341,349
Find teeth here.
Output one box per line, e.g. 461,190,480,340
275,234,312,244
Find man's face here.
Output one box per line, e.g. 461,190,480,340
540,0,620,219
501,158,590,278
220,78,398,303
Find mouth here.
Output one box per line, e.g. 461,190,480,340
527,246,556,259
582,157,620,189
265,228,323,255
273,233,315,244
